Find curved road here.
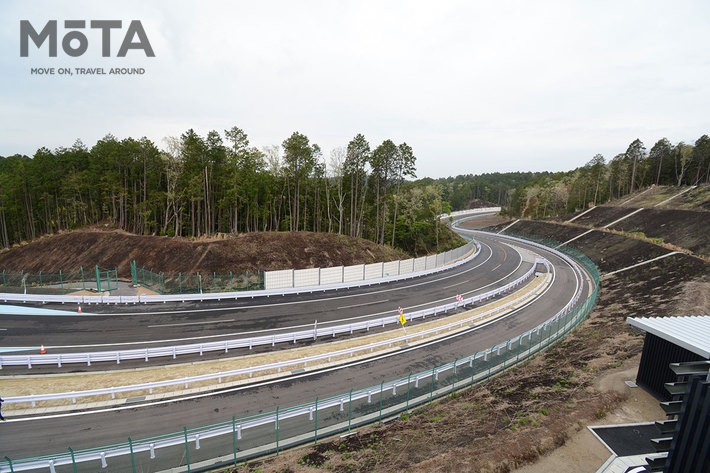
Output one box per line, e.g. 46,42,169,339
0,232,594,464
0,236,530,359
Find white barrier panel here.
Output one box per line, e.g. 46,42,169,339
425,255,437,270
319,266,343,285
399,259,414,274
440,207,501,220
413,256,427,272
383,260,399,277
343,264,365,282
265,270,294,290
364,262,383,280
294,268,319,288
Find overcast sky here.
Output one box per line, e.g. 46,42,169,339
1,1,709,179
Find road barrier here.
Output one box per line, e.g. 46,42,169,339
0,242,479,306
0,208,499,303
3,259,549,405
0,257,544,370
0,241,599,473
264,240,477,290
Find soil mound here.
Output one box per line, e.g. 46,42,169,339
0,229,410,278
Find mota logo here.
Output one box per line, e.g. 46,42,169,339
20,20,155,57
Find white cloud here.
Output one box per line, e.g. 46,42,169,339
1,0,709,178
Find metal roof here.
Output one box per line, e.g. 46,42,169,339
627,316,710,359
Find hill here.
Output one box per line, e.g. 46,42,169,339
0,228,412,278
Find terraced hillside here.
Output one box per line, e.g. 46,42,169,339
242,187,709,473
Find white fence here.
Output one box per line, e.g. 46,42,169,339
0,210,498,305
440,207,501,221
0,241,478,306
264,239,477,290
0,258,546,371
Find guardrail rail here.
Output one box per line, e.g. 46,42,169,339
0,238,600,473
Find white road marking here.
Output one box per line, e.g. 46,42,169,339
337,300,389,310
441,280,470,290
11,242,521,350
148,319,235,328
7,266,572,423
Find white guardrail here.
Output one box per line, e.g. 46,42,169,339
0,241,592,473
0,239,477,305
0,258,546,372
0,208,499,305
4,258,549,407
440,207,501,221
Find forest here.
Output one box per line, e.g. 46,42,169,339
2,130,708,254
503,136,710,218
0,129,449,255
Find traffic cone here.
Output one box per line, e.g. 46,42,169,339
40,344,47,354
77,306,82,315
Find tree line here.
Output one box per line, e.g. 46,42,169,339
0,129,451,255
505,135,710,218
4,129,705,253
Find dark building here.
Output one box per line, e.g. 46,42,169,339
626,316,710,473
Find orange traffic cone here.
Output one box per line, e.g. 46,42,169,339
40,344,47,354
77,306,82,315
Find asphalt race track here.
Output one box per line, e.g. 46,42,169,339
0,230,594,465
0,235,528,358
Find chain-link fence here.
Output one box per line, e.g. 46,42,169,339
131,261,264,295
0,266,117,295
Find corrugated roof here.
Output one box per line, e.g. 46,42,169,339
627,316,710,359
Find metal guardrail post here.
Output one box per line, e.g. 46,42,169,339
95,265,101,293
232,416,238,466
130,260,138,286
379,380,384,421
128,437,136,473
406,372,412,411
275,406,280,454
3,456,13,473
348,390,353,432
182,428,190,473
470,353,477,383
68,448,76,473
314,397,319,443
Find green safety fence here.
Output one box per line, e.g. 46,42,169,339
0,266,118,295
1,242,599,473
131,260,264,295
486,229,601,282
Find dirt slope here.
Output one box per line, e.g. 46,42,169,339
235,194,709,473
0,228,411,277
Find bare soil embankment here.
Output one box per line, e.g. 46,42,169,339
0,228,412,277
235,200,709,473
